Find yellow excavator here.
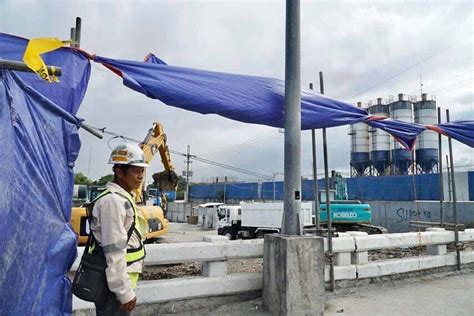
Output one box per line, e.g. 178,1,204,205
70,122,179,245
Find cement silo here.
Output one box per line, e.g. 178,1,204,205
368,98,390,175
390,93,413,175
349,102,370,177
414,93,438,173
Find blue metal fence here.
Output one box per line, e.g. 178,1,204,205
346,174,439,201
189,172,473,201
469,171,474,201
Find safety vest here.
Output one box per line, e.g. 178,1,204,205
89,189,146,265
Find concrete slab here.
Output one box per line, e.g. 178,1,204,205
324,272,474,315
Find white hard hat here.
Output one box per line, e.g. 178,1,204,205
109,143,149,167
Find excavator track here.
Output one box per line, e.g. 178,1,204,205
333,223,388,234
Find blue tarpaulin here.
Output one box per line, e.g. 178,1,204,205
428,120,474,148
0,33,90,315
96,54,474,150
94,54,431,149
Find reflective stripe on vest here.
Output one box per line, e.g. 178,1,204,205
115,191,146,264
91,189,146,265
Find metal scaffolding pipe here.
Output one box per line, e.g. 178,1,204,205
446,109,461,270
320,71,335,292
0,59,62,77
309,82,320,233
74,17,82,48
437,107,444,225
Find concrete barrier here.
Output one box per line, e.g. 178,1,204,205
72,229,474,314
73,273,262,312
166,202,194,223
368,200,474,232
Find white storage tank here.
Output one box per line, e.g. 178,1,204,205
368,98,391,175
349,102,370,176
389,93,413,174
414,93,438,173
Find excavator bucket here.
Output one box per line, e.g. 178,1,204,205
152,170,179,192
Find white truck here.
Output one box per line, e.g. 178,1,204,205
217,202,314,239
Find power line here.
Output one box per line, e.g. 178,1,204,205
407,68,473,95
345,37,472,101
431,79,473,96
207,132,281,158
170,149,273,180
83,124,274,180
198,129,280,157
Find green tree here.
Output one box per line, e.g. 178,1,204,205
177,175,187,192
93,174,114,186
74,172,92,185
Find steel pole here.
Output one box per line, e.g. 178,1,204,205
282,0,301,235
446,109,461,270
437,107,444,225
70,27,76,45
446,154,452,201
74,17,82,48
224,182,226,204
185,145,190,203
309,83,320,233
320,71,335,292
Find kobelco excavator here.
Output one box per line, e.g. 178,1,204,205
70,122,179,245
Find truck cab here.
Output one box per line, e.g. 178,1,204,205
217,205,241,239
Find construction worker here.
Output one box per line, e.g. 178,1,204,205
90,143,148,315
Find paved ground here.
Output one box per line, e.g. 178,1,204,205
176,272,473,316
324,272,474,316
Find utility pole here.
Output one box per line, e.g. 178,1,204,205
185,145,192,202
282,0,301,235
263,3,325,314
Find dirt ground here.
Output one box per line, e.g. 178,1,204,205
142,222,263,280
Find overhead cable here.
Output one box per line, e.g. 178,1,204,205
83,124,274,180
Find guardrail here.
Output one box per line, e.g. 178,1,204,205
72,229,474,312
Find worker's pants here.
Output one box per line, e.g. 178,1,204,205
94,291,130,316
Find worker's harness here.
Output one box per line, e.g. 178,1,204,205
88,189,146,265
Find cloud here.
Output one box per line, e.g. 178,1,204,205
1,0,472,183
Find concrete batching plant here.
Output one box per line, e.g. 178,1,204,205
350,93,440,177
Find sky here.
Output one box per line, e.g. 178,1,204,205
1,0,473,186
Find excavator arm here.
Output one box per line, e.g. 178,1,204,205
135,122,179,204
